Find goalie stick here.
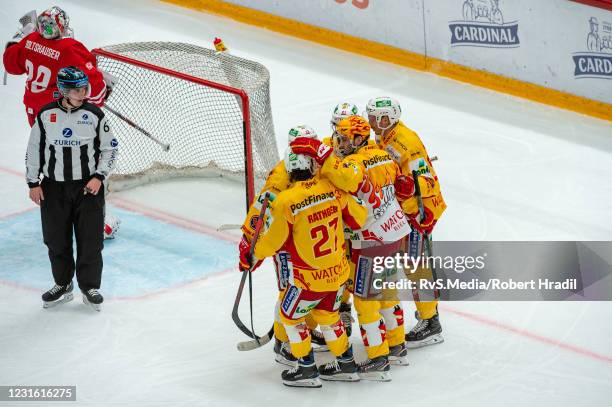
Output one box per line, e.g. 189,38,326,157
3,10,38,86
103,104,170,152
232,192,275,350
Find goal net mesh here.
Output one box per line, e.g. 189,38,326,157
93,42,279,196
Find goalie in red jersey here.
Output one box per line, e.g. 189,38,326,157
3,6,109,127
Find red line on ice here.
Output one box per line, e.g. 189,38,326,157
442,305,612,365
6,165,611,365
0,166,25,178
108,196,240,243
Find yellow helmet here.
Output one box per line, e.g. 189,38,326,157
333,115,371,157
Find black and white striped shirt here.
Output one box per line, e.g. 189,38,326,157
26,100,118,187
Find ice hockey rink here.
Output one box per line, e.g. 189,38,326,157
1,0,611,406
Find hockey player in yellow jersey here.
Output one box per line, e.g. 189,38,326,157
324,102,365,336
242,149,367,387
291,115,415,381
240,125,324,366
366,96,447,348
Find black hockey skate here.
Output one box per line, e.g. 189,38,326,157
388,342,409,366
273,338,297,367
42,282,74,308
358,355,391,382
82,289,103,312
318,346,359,382
339,302,354,337
405,313,443,348
281,351,322,388
310,329,329,352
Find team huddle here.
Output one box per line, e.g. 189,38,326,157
238,100,447,387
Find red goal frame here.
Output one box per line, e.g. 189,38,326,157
92,47,256,210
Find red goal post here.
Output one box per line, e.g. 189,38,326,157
92,42,279,209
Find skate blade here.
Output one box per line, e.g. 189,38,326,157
405,334,444,349
320,372,360,382
42,292,73,308
389,355,409,366
82,296,101,312
358,371,392,382
274,354,297,367
282,377,322,388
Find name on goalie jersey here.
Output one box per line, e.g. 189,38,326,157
24,40,61,60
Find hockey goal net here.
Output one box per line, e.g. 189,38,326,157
92,42,279,206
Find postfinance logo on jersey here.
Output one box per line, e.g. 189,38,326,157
290,191,336,214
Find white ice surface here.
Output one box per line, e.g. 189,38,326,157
0,1,611,406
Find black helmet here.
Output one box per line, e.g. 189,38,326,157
57,66,89,97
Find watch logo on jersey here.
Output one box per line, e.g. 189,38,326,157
449,0,519,48
572,17,612,79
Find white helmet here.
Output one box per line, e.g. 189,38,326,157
284,148,314,175
37,6,70,40
330,102,359,128
288,125,318,144
365,97,401,131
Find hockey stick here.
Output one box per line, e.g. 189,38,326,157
236,327,274,351
411,170,440,299
103,105,170,152
232,192,274,350
217,224,242,231
3,10,38,86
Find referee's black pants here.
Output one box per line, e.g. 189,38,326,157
40,177,104,291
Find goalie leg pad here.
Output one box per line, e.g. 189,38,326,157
103,213,121,240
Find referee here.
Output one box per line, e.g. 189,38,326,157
26,66,118,311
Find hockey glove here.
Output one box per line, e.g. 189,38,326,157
239,235,262,272
408,207,436,236
290,137,333,165
100,70,119,102
394,174,415,201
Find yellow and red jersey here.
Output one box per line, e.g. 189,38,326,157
377,121,446,221
241,160,290,241
342,143,411,243
253,176,367,292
